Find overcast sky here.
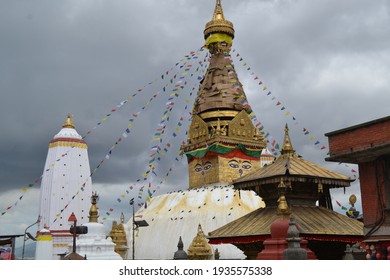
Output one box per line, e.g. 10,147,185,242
1,0,389,241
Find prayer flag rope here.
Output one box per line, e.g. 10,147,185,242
0,48,207,218
101,60,208,221
50,49,207,224
232,49,358,178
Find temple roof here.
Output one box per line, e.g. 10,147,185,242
208,205,364,243
234,125,353,187
234,153,352,186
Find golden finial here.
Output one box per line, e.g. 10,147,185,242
204,0,235,40
278,178,286,189
349,194,357,206
280,124,296,156
62,113,75,129
120,212,125,224
277,194,291,216
88,192,99,223
212,0,225,21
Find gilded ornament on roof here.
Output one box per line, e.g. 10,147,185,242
187,224,213,260
204,0,235,40
63,113,75,129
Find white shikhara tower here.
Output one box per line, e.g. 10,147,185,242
38,114,92,259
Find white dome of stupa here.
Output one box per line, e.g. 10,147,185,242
125,184,264,259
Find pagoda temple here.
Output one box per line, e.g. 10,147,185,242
124,0,266,259
208,125,364,259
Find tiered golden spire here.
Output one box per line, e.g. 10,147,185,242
280,124,296,156
182,0,267,189
88,192,99,223
62,113,75,129
108,212,128,259
187,224,213,260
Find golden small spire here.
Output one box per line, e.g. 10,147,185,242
204,0,235,40
280,124,296,156
62,113,75,129
187,224,213,260
88,192,99,223
213,0,225,21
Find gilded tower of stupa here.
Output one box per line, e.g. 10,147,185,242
182,0,267,188
125,0,265,260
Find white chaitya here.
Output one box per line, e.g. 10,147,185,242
125,185,263,259
38,114,92,259
74,223,122,260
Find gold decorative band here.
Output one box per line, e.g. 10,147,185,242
37,235,53,241
49,142,88,149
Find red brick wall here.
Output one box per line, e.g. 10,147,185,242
328,120,390,156
359,161,381,227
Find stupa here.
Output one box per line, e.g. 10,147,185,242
71,192,122,260
37,114,93,259
125,0,266,259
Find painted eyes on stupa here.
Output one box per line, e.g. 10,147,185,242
203,162,212,171
194,162,213,173
242,162,252,170
195,165,203,172
228,160,252,170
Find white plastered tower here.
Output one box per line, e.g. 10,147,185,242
38,114,92,259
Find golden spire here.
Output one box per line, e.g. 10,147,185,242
62,113,75,129
187,224,213,260
204,0,235,40
88,192,99,223
280,124,296,156
108,213,128,259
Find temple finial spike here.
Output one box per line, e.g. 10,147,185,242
280,124,295,156
213,0,225,20
63,113,75,129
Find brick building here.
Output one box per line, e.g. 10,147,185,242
326,116,390,259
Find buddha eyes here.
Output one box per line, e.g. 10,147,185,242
229,161,240,169
228,160,252,170
194,162,213,172
204,162,212,171
242,161,252,170
194,164,203,172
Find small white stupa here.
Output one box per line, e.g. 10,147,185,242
260,147,275,167
38,114,92,258
71,192,122,260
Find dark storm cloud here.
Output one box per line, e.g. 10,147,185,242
1,0,389,234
